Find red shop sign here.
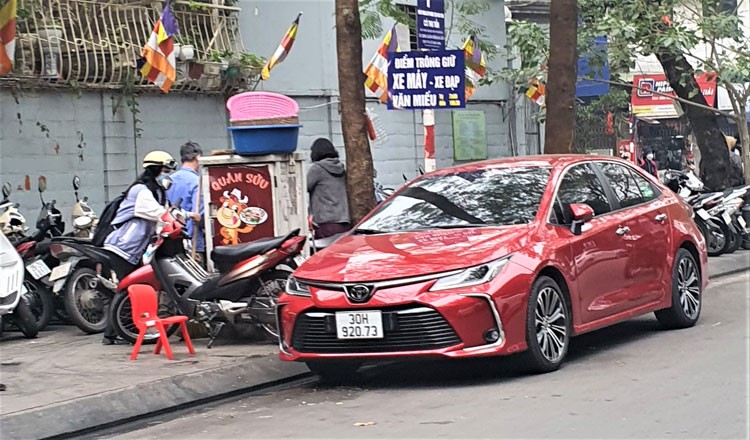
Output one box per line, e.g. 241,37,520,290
208,165,274,247
631,73,716,118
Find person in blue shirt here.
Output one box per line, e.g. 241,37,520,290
167,141,206,266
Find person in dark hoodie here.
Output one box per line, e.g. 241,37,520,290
307,138,351,238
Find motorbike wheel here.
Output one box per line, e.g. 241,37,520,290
63,267,110,334
255,269,291,341
10,295,39,339
23,279,54,331
110,291,179,344
706,220,730,257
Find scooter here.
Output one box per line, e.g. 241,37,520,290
71,176,98,238
1,182,58,331
109,205,305,347
0,229,39,339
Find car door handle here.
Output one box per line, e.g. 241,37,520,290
615,226,630,236
655,213,667,223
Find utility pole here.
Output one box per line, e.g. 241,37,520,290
544,0,578,154
335,0,376,222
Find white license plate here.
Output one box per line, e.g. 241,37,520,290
738,216,747,229
696,209,710,221
26,260,51,281
335,310,383,339
49,262,72,282
722,212,732,225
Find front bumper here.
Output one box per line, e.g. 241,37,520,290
277,270,534,362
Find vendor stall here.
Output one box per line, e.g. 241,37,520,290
199,153,308,271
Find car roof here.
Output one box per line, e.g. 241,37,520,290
426,154,615,175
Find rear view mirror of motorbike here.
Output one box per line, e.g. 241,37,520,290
73,176,81,190
2,182,10,199
38,176,47,193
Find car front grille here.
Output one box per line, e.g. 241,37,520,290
291,306,461,353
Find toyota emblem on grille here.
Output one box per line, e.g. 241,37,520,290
345,284,373,303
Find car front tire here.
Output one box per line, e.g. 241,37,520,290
523,276,571,374
655,248,702,329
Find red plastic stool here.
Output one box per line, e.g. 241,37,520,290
127,284,195,361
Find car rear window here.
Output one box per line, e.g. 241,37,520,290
358,167,552,232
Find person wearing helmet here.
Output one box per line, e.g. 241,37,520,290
101,150,176,344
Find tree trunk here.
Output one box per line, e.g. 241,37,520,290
543,0,577,154
335,0,376,223
655,50,736,190
736,109,750,184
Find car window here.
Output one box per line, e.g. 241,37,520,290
358,167,551,232
629,169,661,202
554,163,612,224
598,162,644,209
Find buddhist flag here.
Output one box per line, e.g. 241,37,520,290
364,25,400,104
0,0,17,76
463,35,486,100
140,0,179,93
525,79,546,106
262,13,302,80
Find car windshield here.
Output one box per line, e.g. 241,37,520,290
358,167,551,233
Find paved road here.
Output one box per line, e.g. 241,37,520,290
102,273,749,439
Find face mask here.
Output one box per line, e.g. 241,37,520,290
156,174,173,190
646,153,654,160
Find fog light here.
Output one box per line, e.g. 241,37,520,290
484,328,500,343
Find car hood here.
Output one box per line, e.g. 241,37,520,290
295,226,530,283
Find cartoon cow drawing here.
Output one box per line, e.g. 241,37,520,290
216,188,256,245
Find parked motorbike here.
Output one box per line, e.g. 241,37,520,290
1,182,57,331
109,205,305,348
665,170,750,256
71,176,98,238
0,229,39,339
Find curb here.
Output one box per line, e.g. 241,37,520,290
0,355,309,440
712,267,749,279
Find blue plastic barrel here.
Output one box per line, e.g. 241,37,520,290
228,124,302,155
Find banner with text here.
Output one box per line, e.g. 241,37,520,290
417,0,445,50
387,50,465,110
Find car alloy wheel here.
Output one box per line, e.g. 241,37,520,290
535,286,568,363
655,248,702,329
676,253,700,320
524,276,571,373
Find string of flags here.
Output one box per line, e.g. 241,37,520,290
364,24,400,104
525,78,546,107
262,12,302,81
138,0,179,93
462,35,486,100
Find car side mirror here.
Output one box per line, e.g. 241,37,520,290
570,203,595,236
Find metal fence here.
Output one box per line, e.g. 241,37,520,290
1,0,257,93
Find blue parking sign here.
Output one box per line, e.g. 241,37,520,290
417,0,445,51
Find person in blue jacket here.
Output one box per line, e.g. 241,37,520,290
167,142,206,265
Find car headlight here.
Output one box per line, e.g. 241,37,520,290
286,276,311,297
429,256,511,291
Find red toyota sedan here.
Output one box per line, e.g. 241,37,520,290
278,155,708,379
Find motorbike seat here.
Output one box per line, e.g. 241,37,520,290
211,235,289,270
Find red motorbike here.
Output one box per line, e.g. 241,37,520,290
108,206,305,347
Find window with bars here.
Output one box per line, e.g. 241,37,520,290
396,3,418,50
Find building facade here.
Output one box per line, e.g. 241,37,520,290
1,0,516,221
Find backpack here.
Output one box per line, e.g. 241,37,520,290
91,191,129,247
